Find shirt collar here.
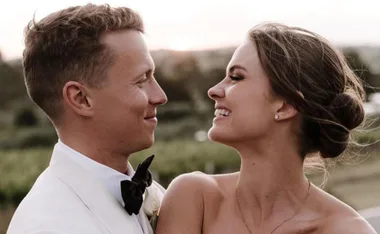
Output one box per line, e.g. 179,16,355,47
56,139,133,206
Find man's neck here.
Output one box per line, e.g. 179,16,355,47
58,135,130,173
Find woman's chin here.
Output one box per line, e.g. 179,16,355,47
208,128,232,144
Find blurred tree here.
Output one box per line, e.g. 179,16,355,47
344,49,379,98
170,54,210,114
154,66,192,102
201,67,225,106
14,107,38,127
0,60,27,109
154,66,194,121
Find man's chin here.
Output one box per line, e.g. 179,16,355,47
137,136,155,151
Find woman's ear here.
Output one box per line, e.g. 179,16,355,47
274,101,298,121
274,91,303,121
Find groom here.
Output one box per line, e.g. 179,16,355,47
7,3,167,234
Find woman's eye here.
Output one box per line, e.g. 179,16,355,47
230,75,243,81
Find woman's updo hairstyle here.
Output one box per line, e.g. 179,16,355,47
249,23,365,159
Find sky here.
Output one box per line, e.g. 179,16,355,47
0,0,379,60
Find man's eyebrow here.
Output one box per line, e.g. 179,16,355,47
133,63,155,80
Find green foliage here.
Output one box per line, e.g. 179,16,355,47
0,127,57,150
0,148,52,205
130,140,240,187
0,141,238,206
13,108,38,127
0,61,26,109
156,102,194,122
154,116,212,140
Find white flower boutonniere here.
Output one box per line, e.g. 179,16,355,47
143,182,165,231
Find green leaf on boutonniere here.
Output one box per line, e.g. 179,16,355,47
149,210,159,231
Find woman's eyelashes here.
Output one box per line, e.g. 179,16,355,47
229,74,244,81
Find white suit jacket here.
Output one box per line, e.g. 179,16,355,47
7,144,161,234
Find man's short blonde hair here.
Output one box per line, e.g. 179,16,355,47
23,4,144,120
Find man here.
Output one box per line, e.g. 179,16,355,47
7,3,167,234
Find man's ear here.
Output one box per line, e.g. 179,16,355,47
62,81,95,117
274,100,298,121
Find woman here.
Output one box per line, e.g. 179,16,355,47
156,23,376,233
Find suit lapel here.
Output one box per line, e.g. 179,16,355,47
139,211,154,234
49,147,144,234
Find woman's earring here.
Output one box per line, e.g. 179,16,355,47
274,114,279,120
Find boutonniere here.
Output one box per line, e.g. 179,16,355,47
143,183,164,231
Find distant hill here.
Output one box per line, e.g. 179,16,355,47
1,45,379,112
151,46,380,78
5,45,380,74
355,46,380,74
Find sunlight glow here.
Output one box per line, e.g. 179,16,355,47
0,0,380,60
168,39,194,51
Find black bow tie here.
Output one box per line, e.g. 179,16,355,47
121,155,154,215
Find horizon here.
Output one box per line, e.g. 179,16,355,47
3,44,380,63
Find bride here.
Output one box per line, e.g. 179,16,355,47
155,23,376,233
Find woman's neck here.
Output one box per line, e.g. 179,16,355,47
234,143,310,229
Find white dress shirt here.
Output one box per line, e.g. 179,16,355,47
56,139,145,230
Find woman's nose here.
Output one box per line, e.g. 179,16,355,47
208,82,225,100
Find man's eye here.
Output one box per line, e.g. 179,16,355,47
137,75,148,83
138,70,155,83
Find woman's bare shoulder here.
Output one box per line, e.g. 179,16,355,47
166,171,239,198
321,213,376,233
155,172,238,234
311,186,376,233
